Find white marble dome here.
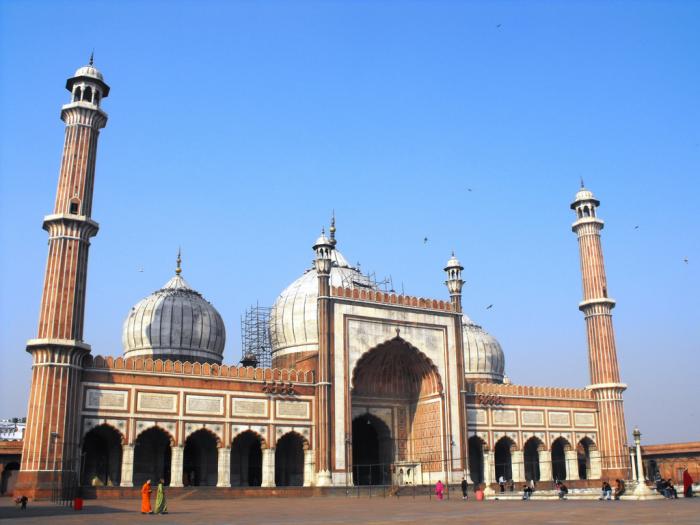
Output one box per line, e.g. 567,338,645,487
74,64,104,82
122,272,226,364
462,316,505,383
270,248,375,356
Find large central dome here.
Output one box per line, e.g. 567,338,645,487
270,247,375,358
122,266,226,364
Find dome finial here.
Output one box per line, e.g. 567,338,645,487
89,50,94,66
580,176,585,188
175,247,182,275
329,210,337,246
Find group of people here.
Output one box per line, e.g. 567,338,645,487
598,479,625,500
655,469,694,499
140,479,168,515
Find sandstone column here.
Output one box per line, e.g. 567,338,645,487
120,444,134,487
170,445,184,487
217,447,231,487
538,449,552,482
261,448,275,487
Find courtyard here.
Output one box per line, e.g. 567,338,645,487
0,496,697,525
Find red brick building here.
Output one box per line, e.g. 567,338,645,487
14,60,634,499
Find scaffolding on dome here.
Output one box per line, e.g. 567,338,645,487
240,304,272,369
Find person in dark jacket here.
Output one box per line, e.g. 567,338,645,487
461,477,469,500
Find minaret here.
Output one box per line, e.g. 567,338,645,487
444,253,468,475
313,228,334,486
571,184,629,480
16,57,109,498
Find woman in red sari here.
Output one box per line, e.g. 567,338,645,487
683,469,694,498
141,479,153,514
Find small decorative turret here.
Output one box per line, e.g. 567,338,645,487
313,228,333,276
329,212,337,247
444,252,464,312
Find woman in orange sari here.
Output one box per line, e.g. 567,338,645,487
141,479,153,514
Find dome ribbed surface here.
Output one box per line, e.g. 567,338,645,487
462,317,505,383
270,249,374,355
122,274,226,364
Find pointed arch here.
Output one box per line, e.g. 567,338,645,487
81,424,123,486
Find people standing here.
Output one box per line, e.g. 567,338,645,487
154,478,168,514
683,469,694,498
461,477,468,500
498,475,505,493
435,480,444,500
141,479,153,514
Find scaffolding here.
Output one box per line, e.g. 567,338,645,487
240,303,272,368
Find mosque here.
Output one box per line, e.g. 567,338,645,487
15,60,632,499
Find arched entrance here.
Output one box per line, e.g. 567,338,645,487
494,437,514,482
231,431,263,486
551,437,568,481
523,437,542,482
81,424,123,486
577,437,594,480
184,429,218,486
275,432,304,486
351,335,444,482
468,436,485,484
352,414,392,485
0,462,19,495
133,427,172,486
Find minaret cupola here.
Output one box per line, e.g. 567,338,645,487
313,229,333,276
65,52,110,107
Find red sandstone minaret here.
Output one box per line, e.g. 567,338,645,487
313,228,334,486
571,184,630,480
16,56,109,498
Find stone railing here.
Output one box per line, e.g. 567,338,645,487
330,286,453,312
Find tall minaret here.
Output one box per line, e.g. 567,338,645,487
313,228,334,486
16,57,109,498
571,184,629,480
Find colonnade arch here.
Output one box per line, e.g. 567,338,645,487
352,413,392,485
183,428,219,486
230,430,264,487
466,435,599,485
275,432,306,487
133,426,172,486
81,424,123,486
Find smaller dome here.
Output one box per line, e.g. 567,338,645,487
74,64,104,82
574,187,595,201
122,271,226,364
462,317,505,383
445,252,463,270
313,230,332,248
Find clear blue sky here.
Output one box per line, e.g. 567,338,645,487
1,1,698,444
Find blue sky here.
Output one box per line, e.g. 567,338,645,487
1,1,698,443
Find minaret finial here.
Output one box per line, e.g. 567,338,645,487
580,176,585,188
329,210,337,246
175,247,182,275
89,50,94,66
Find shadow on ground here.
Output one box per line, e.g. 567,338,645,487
0,504,132,520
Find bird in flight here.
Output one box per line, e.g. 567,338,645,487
467,188,473,192
486,304,494,310
634,225,639,230
683,257,689,264
137,267,144,272
423,237,429,244
496,24,502,28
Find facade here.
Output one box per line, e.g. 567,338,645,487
15,61,632,499
641,442,700,486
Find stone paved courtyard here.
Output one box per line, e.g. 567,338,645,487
0,496,697,525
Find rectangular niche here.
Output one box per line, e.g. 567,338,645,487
186,394,224,415
232,398,268,418
467,408,487,425
136,392,177,413
85,389,128,411
574,412,595,427
521,410,545,426
492,409,517,425
276,400,310,420
548,411,571,427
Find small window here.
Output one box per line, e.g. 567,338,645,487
69,201,79,214
583,207,590,217
73,87,82,102
94,91,100,105
83,86,92,102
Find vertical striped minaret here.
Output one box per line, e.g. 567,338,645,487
16,57,109,499
571,184,630,480
313,229,334,486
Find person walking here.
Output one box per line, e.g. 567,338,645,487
683,469,694,498
461,477,468,500
435,480,445,500
154,478,168,514
141,479,153,514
